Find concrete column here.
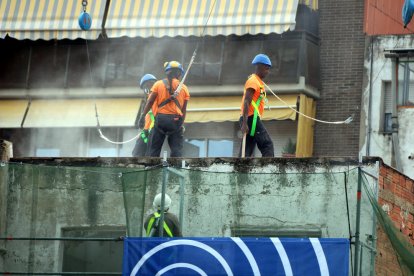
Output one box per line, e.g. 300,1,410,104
0,140,13,161
0,139,12,270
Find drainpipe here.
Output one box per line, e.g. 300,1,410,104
390,58,402,171
366,37,374,156
353,167,362,276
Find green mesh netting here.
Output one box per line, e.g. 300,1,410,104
0,161,383,275
361,172,414,276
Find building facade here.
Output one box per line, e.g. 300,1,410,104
0,0,361,159
360,0,414,179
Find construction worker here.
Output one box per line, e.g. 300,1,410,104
139,61,190,157
240,54,275,157
132,74,158,157
144,193,182,237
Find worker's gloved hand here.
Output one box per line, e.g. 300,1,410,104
138,116,145,129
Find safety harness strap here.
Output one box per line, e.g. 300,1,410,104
248,75,267,137
146,212,174,237
250,95,263,136
158,79,182,112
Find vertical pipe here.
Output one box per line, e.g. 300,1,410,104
391,58,402,171
120,173,131,236
140,170,148,236
354,167,362,276
217,40,225,84
159,152,168,237
179,176,185,231
101,0,111,38
64,45,71,88
359,244,364,276
366,37,374,156
25,46,32,89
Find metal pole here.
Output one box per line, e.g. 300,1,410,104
179,176,185,231
159,151,168,237
359,243,363,276
354,167,362,276
391,58,402,171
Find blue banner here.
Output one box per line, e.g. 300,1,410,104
123,237,349,276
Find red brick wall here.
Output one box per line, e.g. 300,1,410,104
376,163,414,275
364,0,414,35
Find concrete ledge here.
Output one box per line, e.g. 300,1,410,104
9,156,381,173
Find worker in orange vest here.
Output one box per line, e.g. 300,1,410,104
240,54,274,157
139,61,190,157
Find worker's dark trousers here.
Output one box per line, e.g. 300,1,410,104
148,114,184,157
239,116,274,157
131,133,148,157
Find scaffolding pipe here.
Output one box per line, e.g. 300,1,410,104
354,167,363,276
179,176,185,231
159,152,168,237
166,167,185,232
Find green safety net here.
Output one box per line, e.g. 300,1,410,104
0,161,382,274
361,172,414,276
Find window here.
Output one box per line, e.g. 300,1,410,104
185,139,234,157
61,227,124,273
208,140,233,157
398,61,414,106
35,148,60,157
382,82,393,134
186,139,207,157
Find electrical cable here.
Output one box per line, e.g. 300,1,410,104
262,82,354,124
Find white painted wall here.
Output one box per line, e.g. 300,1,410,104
360,35,414,179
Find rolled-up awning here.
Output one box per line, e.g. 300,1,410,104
0,100,28,128
186,95,298,123
1,0,300,40
0,95,298,128
23,98,141,128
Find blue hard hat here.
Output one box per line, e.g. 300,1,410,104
252,54,272,67
139,74,157,88
164,61,184,75
78,12,92,31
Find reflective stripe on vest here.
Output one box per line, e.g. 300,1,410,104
250,95,263,136
140,111,155,144
149,110,155,129
146,212,174,237
249,76,266,137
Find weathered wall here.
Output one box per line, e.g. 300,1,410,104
0,140,12,270
376,162,414,276
1,157,379,274
360,35,414,179
315,0,365,157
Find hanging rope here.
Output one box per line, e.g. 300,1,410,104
262,82,354,125
173,0,217,97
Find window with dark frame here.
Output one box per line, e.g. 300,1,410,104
383,82,393,134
